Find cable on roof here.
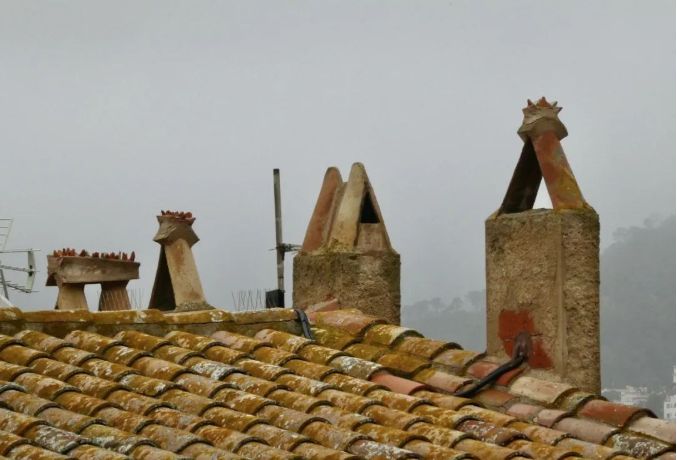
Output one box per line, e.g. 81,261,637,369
453,331,531,398
294,309,315,340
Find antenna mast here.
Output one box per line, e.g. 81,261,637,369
271,169,300,308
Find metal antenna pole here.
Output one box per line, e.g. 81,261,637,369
273,169,285,307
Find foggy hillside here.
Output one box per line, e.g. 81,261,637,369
403,214,676,390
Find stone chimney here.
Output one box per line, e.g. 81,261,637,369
47,249,139,311
485,98,600,393
293,163,401,324
148,211,212,312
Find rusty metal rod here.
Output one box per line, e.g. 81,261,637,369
273,169,285,307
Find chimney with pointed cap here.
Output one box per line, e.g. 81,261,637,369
293,163,401,324
485,98,600,393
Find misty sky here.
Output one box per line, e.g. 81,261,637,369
1,1,674,312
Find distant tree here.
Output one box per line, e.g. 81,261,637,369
465,290,486,312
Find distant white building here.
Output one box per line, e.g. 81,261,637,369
664,367,676,421
619,386,650,407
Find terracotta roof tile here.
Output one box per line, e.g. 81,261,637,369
626,417,676,445
370,373,430,395
412,390,477,411
0,345,48,366
0,308,670,460
14,331,72,354
506,403,545,422
376,353,430,377
534,409,571,428
555,437,623,460
295,344,348,365
107,389,174,416
245,423,310,451
52,347,99,367
509,377,577,407
115,331,172,352
355,422,427,448
604,432,672,459
254,330,314,354
37,407,104,435
361,405,426,431
275,373,336,397
0,388,59,416
30,358,88,382
323,373,387,396
472,389,520,409
211,331,269,354
401,439,474,460
174,373,235,398
0,407,49,435
13,373,78,401
311,327,360,351
0,429,32,456
80,359,138,381
314,310,387,337
105,346,153,367
159,388,224,416
201,406,264,432
431,349,486,373
413,368,470,394
393,336,459,360
165,331,223,354
362,325,422,347
252,347,299,367
118,373,179,397
64,331,121,355
258,406,324,433
343,343,388,362
506,421,569,445
96,406,159,433
192,424,259,452
346,438,421,460
267,389,330,413
54,391,119,416
3,442,73,459
148,345,200,365
309,404,372,431
327,356,384,380
553,417,619,445
137,424,206,453
300,421,368,452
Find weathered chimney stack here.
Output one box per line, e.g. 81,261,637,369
293,163,401,324
149,211,212,312
485,98,600,393
47,249,139,311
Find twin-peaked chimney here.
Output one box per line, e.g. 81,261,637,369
486,98,600,393
293,163,401,324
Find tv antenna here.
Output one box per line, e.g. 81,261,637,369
270,169,300,308
0,218,39,307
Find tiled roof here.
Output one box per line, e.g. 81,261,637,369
0,307,672,460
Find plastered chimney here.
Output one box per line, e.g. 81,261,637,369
485,98,600,393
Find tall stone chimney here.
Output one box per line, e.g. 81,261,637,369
293,163,401,324
485,98,601,393
149,211,212,312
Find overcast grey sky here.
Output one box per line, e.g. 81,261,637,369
1,1,674,311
